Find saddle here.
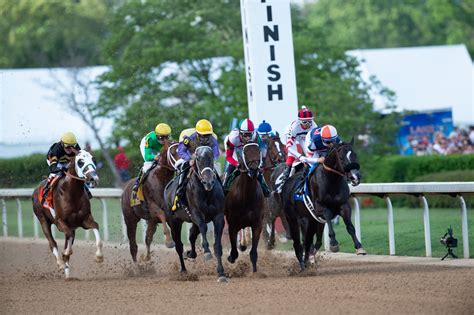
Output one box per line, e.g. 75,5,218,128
130,162,159,206
292,166,326,224
223,168,241,192
38,175,62,219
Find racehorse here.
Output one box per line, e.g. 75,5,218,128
121,140,178,262
225,143,265,273
32,150,102,279
164,146,227,282
281,139,365,271
260,133,293,250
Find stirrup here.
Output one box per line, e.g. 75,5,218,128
171,195,179,211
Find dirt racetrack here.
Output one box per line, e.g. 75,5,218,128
1,238,473,314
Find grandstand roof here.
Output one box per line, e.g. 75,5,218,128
347,44,473,126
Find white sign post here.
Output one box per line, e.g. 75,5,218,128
240,0,298,134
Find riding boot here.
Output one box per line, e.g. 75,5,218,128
257,172,271,197
131,169,143,200
222,164,236,195
278,164,292,189
172,162,189,211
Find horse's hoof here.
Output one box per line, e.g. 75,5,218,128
95,255,104,263
217,276,228,283
227,256,235,264
266,243,274,250
165,240,175,249
204,252,213,261
186,250,197,259
330,245,339,253
356,247,367,255
140,254,151,262
239,245,247,252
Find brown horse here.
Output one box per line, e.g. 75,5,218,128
121,140,178,262
32,150,102,279
225,143,265,273
260,133,293,250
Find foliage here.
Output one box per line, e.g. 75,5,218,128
98,0,399,156
363,154,474,183
306,0,474,57
0,0,112,68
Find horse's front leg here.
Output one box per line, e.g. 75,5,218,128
186,223,199,259
304,221,317,266
320,205,339,252
142,220,158,261
250,223,263,273
340,203,367,255
154,207,175,248
169,218,186,273
212,213,227,282
82,214,103,263
39,217,65,270
193,212,212,260
227,224,239,264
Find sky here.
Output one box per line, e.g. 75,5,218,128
0,67,113,158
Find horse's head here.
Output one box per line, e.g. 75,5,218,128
74,150,99,187
239,143,262,178
194,146,216,191
328,138,361,186
266,133,286,164
165,142,180,170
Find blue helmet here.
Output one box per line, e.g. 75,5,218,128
257,120,272,135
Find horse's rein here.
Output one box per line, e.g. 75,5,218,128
322,163,345,177
65,171,87,182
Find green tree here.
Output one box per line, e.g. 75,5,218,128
0,0,112,68
99,0,399,156
307,0,474,56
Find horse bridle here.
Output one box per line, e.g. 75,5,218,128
194,146,215,181
156,142,178,171
241,143,262,174
264,137,285,169
323,143,360,178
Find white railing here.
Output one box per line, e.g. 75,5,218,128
1,182,472,258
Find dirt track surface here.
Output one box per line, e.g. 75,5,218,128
1,238,473,314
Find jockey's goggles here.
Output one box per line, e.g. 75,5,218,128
300,120,312,126
157,135,170,140
198,134,212,139
323,138,335,145
62,142,75,149
241,132,253,139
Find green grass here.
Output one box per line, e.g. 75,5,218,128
2,198,473,258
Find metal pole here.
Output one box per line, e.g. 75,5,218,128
16,198,23,238
2,198,7,237
385,196,395,255
100,198,109,241
352,196,361,241
458,195,470,258
323,224,329,251
121,213,127,242
419,195,431,257
33,214,39,239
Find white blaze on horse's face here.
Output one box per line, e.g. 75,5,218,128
75,150,99,187
195,146,216,191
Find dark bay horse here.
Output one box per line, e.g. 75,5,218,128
164,146,227,282
281,140,365,271
32,150,102,279
121,140,178,262
225,143,265,273
260,133,293,250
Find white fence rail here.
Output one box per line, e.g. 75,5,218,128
1,183,472,258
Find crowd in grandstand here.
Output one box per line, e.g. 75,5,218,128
408,126,474,156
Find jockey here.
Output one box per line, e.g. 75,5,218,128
172,119,220,210
222,118,270,197
279,106,318,188
302,124,341,171
257,120,275,141
42,132,82,206
132,123,172,198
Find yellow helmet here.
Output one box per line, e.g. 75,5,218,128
60,132,77,146
195,119,213,135
155,123,171,136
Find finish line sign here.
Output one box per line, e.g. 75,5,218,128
240,0,298,134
